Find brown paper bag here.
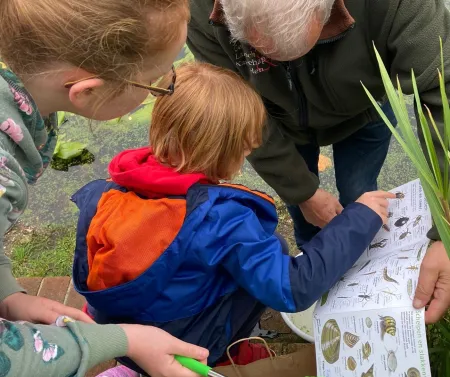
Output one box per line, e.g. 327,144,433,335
214,337,317,377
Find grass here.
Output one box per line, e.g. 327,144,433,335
363,40,450,377
427,317,450,376
6,224,76,277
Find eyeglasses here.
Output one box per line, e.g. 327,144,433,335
64,65,177,97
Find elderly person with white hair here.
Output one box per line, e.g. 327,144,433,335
188,0,450,324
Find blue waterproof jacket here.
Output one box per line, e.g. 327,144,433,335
72,179,381,366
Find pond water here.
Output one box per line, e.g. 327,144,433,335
22,43,431,226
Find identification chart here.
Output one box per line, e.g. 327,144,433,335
314,179,432,377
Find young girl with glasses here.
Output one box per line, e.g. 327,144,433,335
0,1,208,376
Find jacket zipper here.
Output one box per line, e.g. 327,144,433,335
284,61,308,129
316,24,355,45
282,25,355,130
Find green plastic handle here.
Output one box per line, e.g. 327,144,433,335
175,355,211,376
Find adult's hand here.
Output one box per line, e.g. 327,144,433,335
299,188,343,228
413,242,450,324
0,292,94,324
121,324,209,377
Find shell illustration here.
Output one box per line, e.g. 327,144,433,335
387,350,397,372
347,356,357,371
361,364,374,377
365,317,373,328
362,342,371,360
379,315,396,339
406,368,421,377
343,332,360,348
321,319,341,364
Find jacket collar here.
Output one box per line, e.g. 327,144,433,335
209,0,355,42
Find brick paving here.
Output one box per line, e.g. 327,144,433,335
17,277,116,377
17,277,308,376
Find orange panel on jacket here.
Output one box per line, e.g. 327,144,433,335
86,189,186,291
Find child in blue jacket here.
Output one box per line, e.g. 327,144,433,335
72,63,394,375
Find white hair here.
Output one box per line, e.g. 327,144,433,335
221,0,335,60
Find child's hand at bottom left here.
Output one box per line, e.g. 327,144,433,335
120,324,209,377
0,292,94,324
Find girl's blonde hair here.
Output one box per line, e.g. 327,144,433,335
0,0,189,83
150,63,266,181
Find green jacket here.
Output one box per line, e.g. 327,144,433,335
187,0,450,205
0,65,128,376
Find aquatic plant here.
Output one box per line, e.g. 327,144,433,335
363,39,450,258
363,38,450,377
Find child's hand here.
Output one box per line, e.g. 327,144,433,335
120,324,209,377
356,191,396,223
0,292,94,324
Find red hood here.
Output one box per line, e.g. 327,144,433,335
108,147,210,198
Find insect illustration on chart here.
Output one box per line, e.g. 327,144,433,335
412,215,422,227
358,290,376,307
383,212,394,231
417,244,425,261
394,216,409,228
383,267,399,285
358,260,371,273
379,286,402,301
406,265,419,271
395,191,405,199
345,283,360,293
370,239,388,249
399,229,411,240
368,239,388,256
336,296,351,306
407,279,414,299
